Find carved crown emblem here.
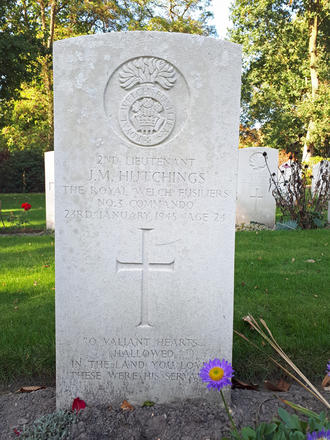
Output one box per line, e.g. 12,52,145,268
130,97,165,135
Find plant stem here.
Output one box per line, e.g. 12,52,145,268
220,389,241,439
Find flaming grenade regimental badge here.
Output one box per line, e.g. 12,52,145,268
118,57,177,146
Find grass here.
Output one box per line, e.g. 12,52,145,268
0,229,329,385
0,235,55,382
0,193,46,232
234,229,330,382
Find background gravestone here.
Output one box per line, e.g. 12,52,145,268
54,31,241,408
44,151,55,230
312,161,330,224
236,147,278,227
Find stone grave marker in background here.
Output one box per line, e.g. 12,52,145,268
236,147,278,227
54,32,241,408
312,161,330,224
44,151,55,230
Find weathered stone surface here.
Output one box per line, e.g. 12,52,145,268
44,151,55,230
236,147,278,227
54,31,241,408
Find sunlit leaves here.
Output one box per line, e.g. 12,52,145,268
229,0,329,156
0,0,215,153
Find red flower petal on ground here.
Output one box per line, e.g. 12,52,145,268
72,397,86,412
13,428,20,436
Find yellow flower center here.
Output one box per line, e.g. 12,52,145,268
209,367,224,381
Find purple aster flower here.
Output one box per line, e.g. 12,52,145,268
199,358,234,391
327,362,330,376
306,429,330,440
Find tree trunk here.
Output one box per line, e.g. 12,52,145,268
48,0,57,49
42,54,54,150
45,0,57,149
303,3,319,161
38,0,56,150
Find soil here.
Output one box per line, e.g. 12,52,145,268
0,384,328,439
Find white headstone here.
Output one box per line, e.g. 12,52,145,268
54,32,241,408
236,147,278,227
312,161,330,223
44,151,55,230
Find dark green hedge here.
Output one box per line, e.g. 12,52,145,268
0,149,45,193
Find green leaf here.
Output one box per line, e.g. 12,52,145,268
282,400,319,418
142,400,155,407
240,426,257,439
272,431,287,440
290,432,305,439
263,423,278,435
278,408,302,430
308,412,330,432
312,217,324,228
276,220,298,230
255,422,279,438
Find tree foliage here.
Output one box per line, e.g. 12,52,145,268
0,1,41,101
0,0,215,158
1,84,49,152
229,0,329,158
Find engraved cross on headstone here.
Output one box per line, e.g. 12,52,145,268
250,187,263,212
116,228,175,328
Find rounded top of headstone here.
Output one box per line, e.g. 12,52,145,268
239,147,278,153
53,31,242,50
